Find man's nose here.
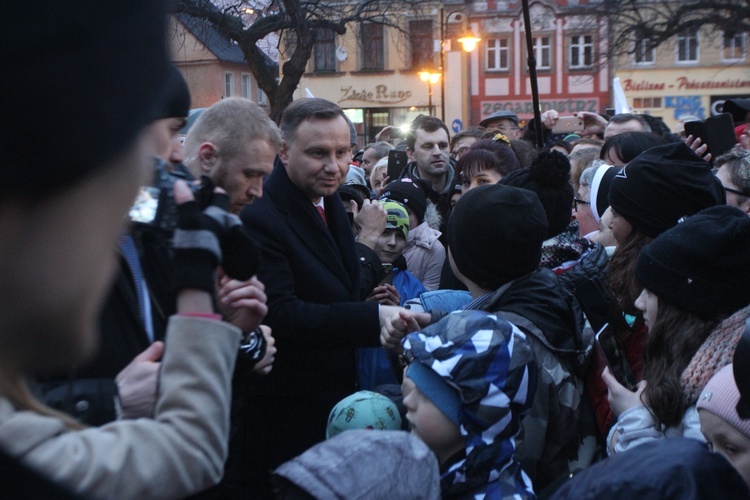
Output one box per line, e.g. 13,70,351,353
248,178,263,198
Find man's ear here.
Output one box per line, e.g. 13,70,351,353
197,143,218,174
406,147,414,162
277,140,290,166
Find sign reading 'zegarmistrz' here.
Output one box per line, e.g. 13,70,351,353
481,99,600,118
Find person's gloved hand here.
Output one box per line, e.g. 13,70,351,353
172,180,260,292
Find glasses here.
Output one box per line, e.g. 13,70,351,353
573,197,591,212
451,146,470,159
724,186,750,199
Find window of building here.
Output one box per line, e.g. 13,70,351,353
225,72,234,97
257,87,268,105
486,38,509,71
314,28,336,72
634,31,655,64
569,34,594,69
361,23,385,71
241,73,252,99
532,36,552,70
723,31,746,61
632,97,662,108
677,27,699,63
410,20,434,69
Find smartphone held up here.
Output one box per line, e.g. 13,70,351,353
596,324,638,392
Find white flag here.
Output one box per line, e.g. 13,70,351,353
612,78,630,114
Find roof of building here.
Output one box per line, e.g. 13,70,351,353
175,13,276,68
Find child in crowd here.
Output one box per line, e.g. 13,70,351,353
401,310,537,498
360,201,425,390
605,205,750,455
697,364,750,489
379,178,445,290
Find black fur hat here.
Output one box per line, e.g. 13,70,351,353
501,150,574,238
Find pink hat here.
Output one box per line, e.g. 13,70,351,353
697,364,750,439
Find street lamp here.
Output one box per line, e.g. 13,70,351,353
418,70,441,116
440,9,481,124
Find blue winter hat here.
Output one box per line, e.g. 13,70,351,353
406,362,462,426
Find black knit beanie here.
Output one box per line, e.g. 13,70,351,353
1,0,170,196
155,65,192,121
608,142,725,238
501,150,574,238
448,184,548,289
635,205,750,319
379,178,428,222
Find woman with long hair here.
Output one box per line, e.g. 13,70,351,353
605,205,750,454
585,142,724,438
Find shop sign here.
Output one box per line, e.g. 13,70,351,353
664,95,705,120
622,77,750,93
481,98,599,118
339,85,412,105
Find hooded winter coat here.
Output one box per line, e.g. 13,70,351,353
470,268,588,490
273,430,440,499
403,204,445,291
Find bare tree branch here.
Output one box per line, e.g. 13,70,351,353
172,0,417,121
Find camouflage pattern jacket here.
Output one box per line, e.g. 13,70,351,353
470,267,589,491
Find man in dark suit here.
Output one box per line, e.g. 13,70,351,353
239,98,400,497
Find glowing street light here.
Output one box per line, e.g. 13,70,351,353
418,71,441,116
440,10,479,123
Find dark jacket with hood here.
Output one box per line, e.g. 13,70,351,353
470,268,588,490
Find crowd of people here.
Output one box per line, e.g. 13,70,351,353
4,1,750,499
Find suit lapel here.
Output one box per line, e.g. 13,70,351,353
268,162,357,291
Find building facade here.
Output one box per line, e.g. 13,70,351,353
613,23,750,132
168,13,271,111
290,2,479,147
467,0,611,128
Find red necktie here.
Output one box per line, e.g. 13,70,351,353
316,205,327,225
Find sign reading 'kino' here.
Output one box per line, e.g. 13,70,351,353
339,85,413,105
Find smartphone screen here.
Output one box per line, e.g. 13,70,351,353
684,120,705,142
129,186,161,224
596,324,638,391
703,113,738,159
551,116,584,134
387,150,408,182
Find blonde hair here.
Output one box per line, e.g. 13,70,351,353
0,375,84,430
185,97,281,160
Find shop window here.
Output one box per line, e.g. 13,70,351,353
677,28,699,63
410,20,434,69
723,31,746,61
486,38,509,71
632,97,662,108
361,23,385,71
314,28,336,72
569,35,593,69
